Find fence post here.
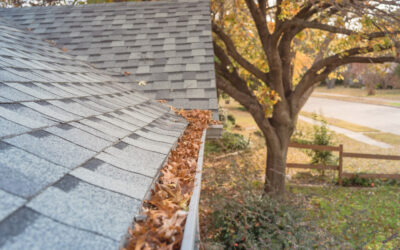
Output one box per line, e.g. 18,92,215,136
338,144,343,186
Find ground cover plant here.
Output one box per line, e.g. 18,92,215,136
291,186,400,249
201,138,339,249
201,100,400,248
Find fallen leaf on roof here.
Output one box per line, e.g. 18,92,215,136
138,80,147,86
124,71,132,76
158,100,168,104
61,47,68,52
127,109,214,250
44,39,56,46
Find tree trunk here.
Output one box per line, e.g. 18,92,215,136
263,125,292,197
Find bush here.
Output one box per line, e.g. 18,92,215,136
227,114,236,125
342,174,375,187
342,174,400,187
253,130,263,137
205,132,250,155
211,193,338,249
236,106,247,111
309,114,335,164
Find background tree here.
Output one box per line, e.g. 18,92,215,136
211,0,400,196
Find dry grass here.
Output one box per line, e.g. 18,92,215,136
315,86,400,100
365,132,400,146
300,111,378,132
312,94,400,108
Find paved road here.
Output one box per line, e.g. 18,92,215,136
302,97,400,135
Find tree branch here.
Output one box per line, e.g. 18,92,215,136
245,0,271,57
291,55,398,112
212,23,268,82
216,74,277,141
213,41,254,96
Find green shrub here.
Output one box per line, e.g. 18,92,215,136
205,132,250,155
221,132,249,151
308,113,336,167
211,193,338,249
253,130,263,137
342,174,374,187
342,174,400,187
236,106,247,111
227,114,236,125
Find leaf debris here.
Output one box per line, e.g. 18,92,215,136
126,109,215,250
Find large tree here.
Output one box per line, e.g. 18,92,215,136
211,0,400,196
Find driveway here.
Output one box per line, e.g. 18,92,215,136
302,97,400,136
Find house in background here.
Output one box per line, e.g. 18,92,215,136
0,0,217,249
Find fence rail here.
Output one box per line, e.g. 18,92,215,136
289,142,341,152
288,142,400,185
287,163,339,170
342,152,400,161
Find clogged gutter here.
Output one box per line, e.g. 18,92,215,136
126,109,216,249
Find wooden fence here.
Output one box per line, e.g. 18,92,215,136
287,142,400,185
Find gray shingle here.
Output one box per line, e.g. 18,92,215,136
27,175,140,240
123,133,172,154
0,117,30,138
4,131,95,169
0,208,117,250
80,117,131,138
70,164,151,200
0,1,218,112
0,104,56,129
0,142,67,198
45,124,111,152
0,83,37,102
100,143,166,177
23,101,80,122
0,190,26,222
0,6,192,249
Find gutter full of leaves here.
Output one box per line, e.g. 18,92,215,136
125,109,216,249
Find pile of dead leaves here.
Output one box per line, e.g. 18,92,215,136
126,109,213,250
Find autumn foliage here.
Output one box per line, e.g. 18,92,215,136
126,109,214,250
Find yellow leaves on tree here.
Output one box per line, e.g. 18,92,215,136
254,86,281,118
126,109,214,250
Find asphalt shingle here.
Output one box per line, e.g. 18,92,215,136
0,208,117,250
27,175,140,241
0,142,67,198
0,4,194,249
0,0,218,118
0,190,26,222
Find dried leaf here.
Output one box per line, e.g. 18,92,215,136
127,110,215,250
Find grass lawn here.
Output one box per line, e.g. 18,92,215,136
291,185,400,249
200,99,400,248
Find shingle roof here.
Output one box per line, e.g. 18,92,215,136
0,19,188,249
0,0,218,117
